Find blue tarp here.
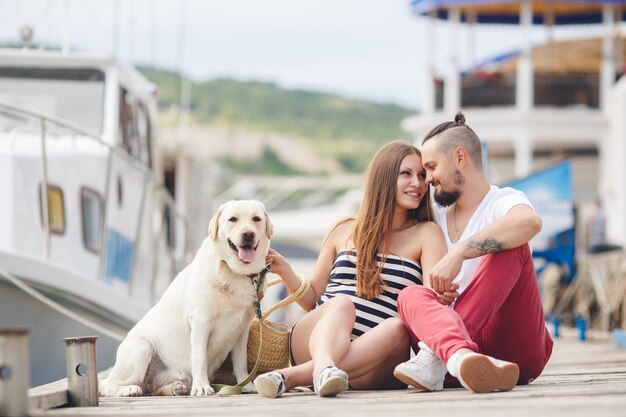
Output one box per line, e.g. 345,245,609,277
504,161,576,282
411,0,626,25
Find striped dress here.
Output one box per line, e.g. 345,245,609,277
317,250,423,339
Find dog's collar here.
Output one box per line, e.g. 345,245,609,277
247,263,271,281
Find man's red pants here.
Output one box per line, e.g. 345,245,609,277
398,244,553,385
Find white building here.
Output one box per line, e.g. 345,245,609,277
403,0,625,240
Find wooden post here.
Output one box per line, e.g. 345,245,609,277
0,329,30,417
63,337,98,407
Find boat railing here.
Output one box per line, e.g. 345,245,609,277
0,100,189,302
434,72,601,109
213,174,363,211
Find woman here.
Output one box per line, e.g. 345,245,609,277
254,140,452,398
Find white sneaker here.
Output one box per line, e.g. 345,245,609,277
447,352,519,393
254,371,286,398
313,365,349,397
393,341,446,391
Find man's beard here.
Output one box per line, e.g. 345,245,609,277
433,170,463,207
434,189,460,207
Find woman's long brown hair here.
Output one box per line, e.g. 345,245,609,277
351,140,433,300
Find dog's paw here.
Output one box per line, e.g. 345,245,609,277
241,382,256,393
171,381,189,396
190,383,215,396
116,385,143,397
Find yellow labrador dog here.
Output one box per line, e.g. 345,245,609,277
99,200,272,397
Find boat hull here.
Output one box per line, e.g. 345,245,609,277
0,280,129,387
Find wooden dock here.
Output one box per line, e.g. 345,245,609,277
27,329,626,417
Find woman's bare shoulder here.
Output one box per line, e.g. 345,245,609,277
408,220,444,239
329,217,355,234
323,217,354,247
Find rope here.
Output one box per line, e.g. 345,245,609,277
0,267,126,342
262,275,310,320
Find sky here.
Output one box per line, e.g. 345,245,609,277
0,0,610,109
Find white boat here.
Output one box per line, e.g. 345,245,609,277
0,48,189,386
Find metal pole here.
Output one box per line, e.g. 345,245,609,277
61,0,70,54
151,188,166,303
97,151,113,283
129,175,148,296
0,329,30,417
112,0,119,57
444,6,461,114
39,118,50,259
177,0,190,144
516,0,534,112
423,10,436,114
601,4,616,109
467,8,477,74
63,337,99,407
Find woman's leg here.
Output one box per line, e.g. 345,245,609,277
308,296,355,378
338,317,410,389
279,295,356,389
285,317,411,390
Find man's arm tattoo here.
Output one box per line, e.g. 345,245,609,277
466,237,505,255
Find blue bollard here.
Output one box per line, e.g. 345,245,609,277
551,316,560,339
575,315,587,341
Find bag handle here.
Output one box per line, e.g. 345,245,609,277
210,267,310,395
262,275,311,320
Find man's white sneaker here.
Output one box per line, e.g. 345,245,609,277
393,341,446,391
447,352,519,393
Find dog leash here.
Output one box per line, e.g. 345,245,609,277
210,264,271,395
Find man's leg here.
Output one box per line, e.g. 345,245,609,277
397,286,477,360
457,244,553,383
397,245,552,387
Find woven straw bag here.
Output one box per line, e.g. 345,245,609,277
246,276,311,374
213,274,310,385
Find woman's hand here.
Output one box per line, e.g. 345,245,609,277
265,247,293,278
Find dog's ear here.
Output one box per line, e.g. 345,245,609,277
208,204,224,240
261,204,274,239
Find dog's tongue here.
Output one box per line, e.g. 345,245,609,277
238,246,256,263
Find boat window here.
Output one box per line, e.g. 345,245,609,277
119,88,141,160
119,88,153,167
117,176,123,208
0,68,105,133
136,102,153,168
39,184,66,235
164,168,176,248
80,187,102,253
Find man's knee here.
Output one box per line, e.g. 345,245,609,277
398,285,431,304
397,285,433,317
477,244,533,274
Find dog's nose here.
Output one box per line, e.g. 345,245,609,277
242,231,255,243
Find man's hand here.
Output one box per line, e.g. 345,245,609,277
435,282,460,305
428,247,465,294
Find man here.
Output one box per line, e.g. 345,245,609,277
393,112,553,393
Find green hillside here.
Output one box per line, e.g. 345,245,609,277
139,67,417,172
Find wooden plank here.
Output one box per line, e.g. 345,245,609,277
25,334,626,417
28,369,111,411
28,378,67,411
